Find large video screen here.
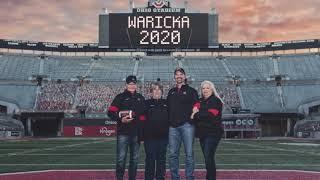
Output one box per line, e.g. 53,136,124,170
109,12,208,49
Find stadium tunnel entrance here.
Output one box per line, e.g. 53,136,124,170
0,98,20,114
0,105,7,114
20,112,64,137
258,113,304,137
298,97,320,116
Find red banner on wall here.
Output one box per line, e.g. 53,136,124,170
63,126,117,137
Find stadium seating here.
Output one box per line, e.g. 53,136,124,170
282,84,320,110
77,82,124,113
138,56,178,81
0,53,320,114
0,85,37,109
278,54,320,80
34,81,239,112
240,85,281,112
44,56,91,80
223,56,274,80
0,54,40,80
43,56,135,81
36,82,76,111
180,57,228,82
91,57,135,81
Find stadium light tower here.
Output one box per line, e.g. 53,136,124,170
102,8,108,14
268,75,290,86
76,105,88,118
211,0,215,8
209,0,217,14
226,75,242,86
29,74,49,86
210,7,217,15
129,0,134,11
75,75,91,87
184,0,188,11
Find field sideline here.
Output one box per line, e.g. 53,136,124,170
0,138,319,179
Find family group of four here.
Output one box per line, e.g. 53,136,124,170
108,67,224,180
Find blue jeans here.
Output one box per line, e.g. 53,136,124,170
144,138,168,180
116,135,140,180
200,136,221,180
169,122,195,180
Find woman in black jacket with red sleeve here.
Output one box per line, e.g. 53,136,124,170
191,80,224,180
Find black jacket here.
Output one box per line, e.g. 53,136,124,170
107,90,146,136
144,98,169,139
194,95,223,138
167,84,199,127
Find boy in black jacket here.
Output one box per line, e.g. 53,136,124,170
107,75,146,180
144,82,169,180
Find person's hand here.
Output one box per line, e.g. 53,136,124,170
191,113,195,120
191,107,199,120
191,111,198,120
192,107,199,113
121,115,134,123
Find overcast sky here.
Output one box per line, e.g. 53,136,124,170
0,0,319,43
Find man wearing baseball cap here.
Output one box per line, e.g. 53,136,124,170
167,68,199,180
108,75,146,180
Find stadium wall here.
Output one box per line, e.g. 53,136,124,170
1,39,319,53
62,118,116,137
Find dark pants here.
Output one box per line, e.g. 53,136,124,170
116,135,140,180
199,136,221,180
144,138,168,180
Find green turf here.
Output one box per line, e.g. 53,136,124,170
0,138,320,173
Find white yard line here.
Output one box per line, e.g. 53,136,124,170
2,140,112,157
224,141,320,156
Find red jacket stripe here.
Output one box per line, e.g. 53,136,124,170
193,102,201,109
139,115,146,121
108,106,119,112
208,109,219,116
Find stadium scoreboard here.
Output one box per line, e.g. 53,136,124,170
99,1,218,51
109,12,209,49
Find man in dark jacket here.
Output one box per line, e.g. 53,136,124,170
108,75,146,180
167,68,199,180
144,82,169,180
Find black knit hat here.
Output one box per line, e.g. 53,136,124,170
126,75,137,84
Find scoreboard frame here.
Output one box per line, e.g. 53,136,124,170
108,12,209,49
99,3,218,51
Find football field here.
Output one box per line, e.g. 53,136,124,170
0,138,320,179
